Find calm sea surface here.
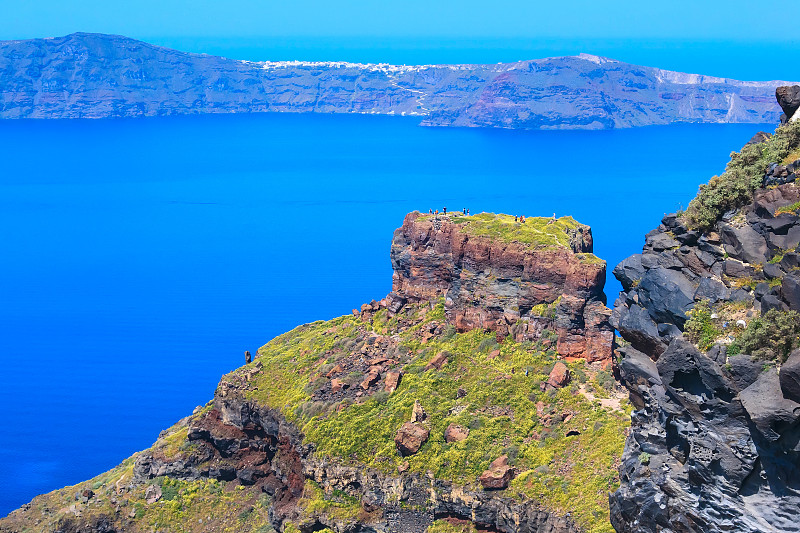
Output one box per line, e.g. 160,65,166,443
0,113,769,514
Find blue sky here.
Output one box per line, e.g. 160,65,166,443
1,0,791,40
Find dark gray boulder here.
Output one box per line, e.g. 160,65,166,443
617,304,667,356
730,288,754,304
767,225,800,250
656,338,729,400
723,259,755,279
777,85,800,122
657,322,682,344
780,349,800,403
725,354,761,392
782,273,800,310
647,232,680,251
612,254,644,291
720,223,769,264
762,262,784,280
740,367,800,441
641,251,683,270
637,267,696,326
781,252,800,270
694,276,730,303
761,294,787,313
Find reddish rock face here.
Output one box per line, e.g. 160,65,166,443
390,212,613,363
425,352,449,370
479,455,514,489
384,370,402,393
444,423,469,443
546,362,571,389
330,378,346,393
394,422,429,456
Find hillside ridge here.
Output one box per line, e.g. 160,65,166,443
0,32,794,129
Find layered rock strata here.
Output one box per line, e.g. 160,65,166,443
390,212,613,363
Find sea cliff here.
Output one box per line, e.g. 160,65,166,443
0,32,795,129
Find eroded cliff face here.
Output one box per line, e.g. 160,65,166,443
129,389,580,533
609,114,800,532
390,212,613,363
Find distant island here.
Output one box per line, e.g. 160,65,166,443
0,32,795,129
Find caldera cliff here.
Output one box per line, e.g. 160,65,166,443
0,32,796,130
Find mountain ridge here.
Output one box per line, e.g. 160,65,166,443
0,32,794,129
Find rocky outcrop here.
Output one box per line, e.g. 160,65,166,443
132,389,579,533
479,456,515,490
610,116,800,531
390,212,614,362
0,33,795,129
777,85,800,123
611,180,800,358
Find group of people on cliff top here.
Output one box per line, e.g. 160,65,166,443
428,207,470,216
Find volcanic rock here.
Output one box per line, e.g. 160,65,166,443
394,423,429,456
779,349,800,403
546,362,571,389
384,370,402,393
479,455,514,489
425,352,449,370
777,85,800,122
390,212,613,363
145,485,161,504
444,424,469,443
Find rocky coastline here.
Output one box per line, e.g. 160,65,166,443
3,46,800,531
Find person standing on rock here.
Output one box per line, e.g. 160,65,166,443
443,207,447,214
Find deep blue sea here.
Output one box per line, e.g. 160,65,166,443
0,113,770,515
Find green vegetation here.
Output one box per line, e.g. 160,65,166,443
432,212,586,250
684,300,721,351
728,309,800,362
297,480,364,525
684,121,800,230
238,305,629,533
427,519,479,533
776,200,800,216
6,302,627,533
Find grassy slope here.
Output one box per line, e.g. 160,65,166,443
239,302,629,533
4,306,628,533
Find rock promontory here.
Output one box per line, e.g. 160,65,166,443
0,211,630,533
390,211,613,363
